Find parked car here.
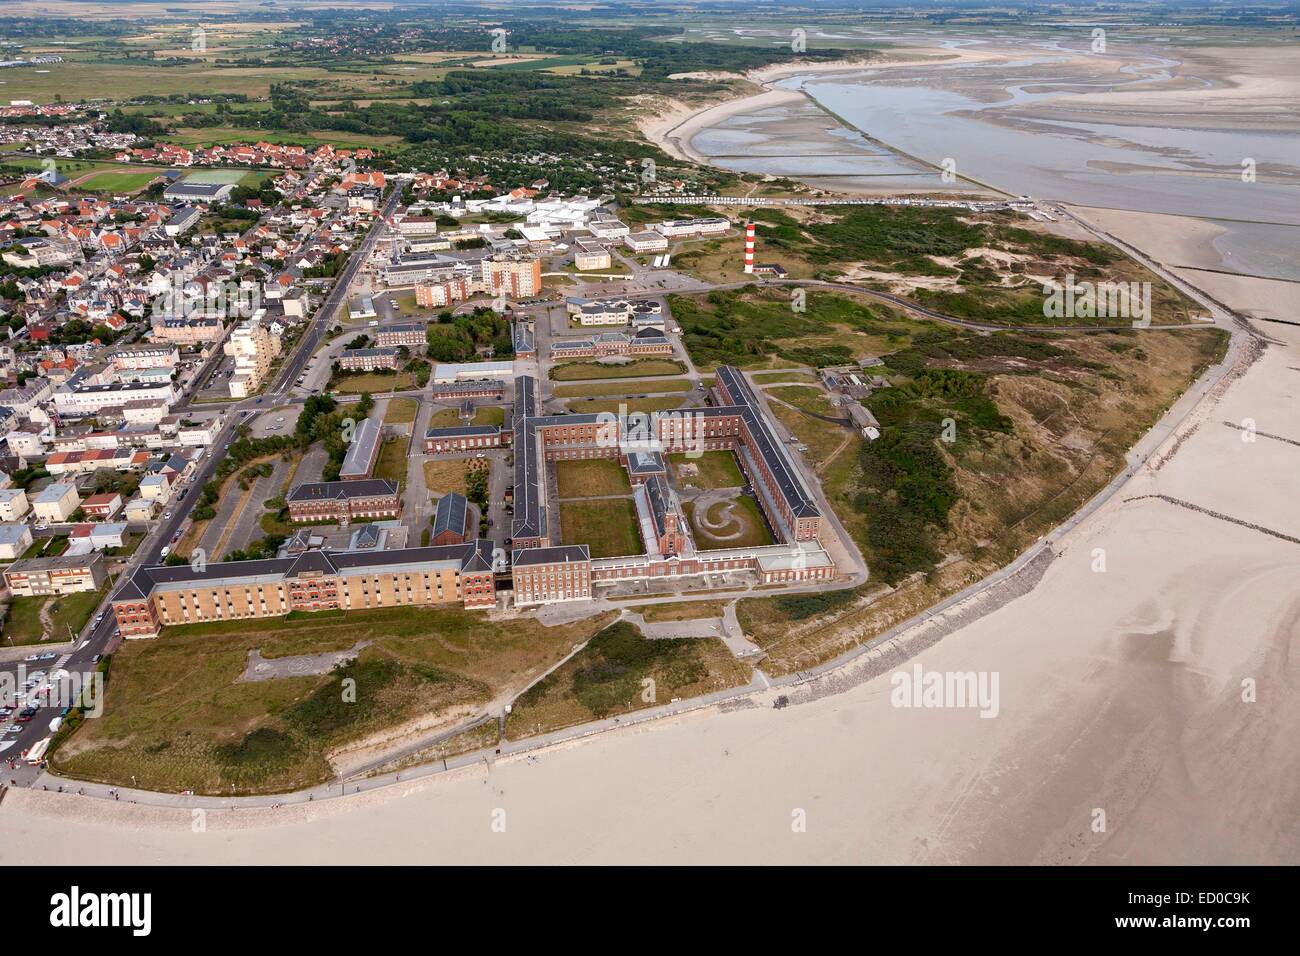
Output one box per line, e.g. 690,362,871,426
171,531,181,544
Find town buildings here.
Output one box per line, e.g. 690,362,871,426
4,552,106,597
224,314,282,398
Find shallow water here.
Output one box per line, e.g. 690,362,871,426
687,36,1300,280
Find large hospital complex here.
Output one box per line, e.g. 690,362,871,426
112,366,836,637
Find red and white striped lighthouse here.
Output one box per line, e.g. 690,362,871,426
743,221,755,274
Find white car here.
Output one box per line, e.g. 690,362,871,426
163,512,172,520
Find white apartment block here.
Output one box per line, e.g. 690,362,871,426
653,217,731,238
224,315,282,399
53,380,178,417
0,488,30,522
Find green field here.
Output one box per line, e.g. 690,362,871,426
670,451,744,490
77,170,161,193
559,498,641,558
373,437,408,485
383,398,420,425
568,395,693,416
1,588,105,647
554,458,632,499
550,359,686,381
685,496,774,550
334,372,414,394
552,377,706,398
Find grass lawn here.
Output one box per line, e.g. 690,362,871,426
1,596,47,645
426,405,504,428
670,450,744,490
569,395,694,416
51,605,617,795
505,620,750,739
2,588,105,646
552,377,708,398
550,359,685,381
560,498,641,558
472,406,505,427
78,170,161,193
628,600,731,623
752,371,817,384
771,404,847,465
685,496,774,550
768,384,841,418
373,437,408,484
554,458,631,499
383,398,419,425
423,459,469,497
335,372,414,394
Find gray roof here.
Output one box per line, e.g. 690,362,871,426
339,418,382,479
716,366,819,519
341,347,401,360
425,425,500,439
511,545,590,568
287,478,397,502
0,523,31,546
511,376,546,541
432,492,468,539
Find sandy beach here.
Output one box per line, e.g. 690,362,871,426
637,49,973,165
2,305,1296,864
